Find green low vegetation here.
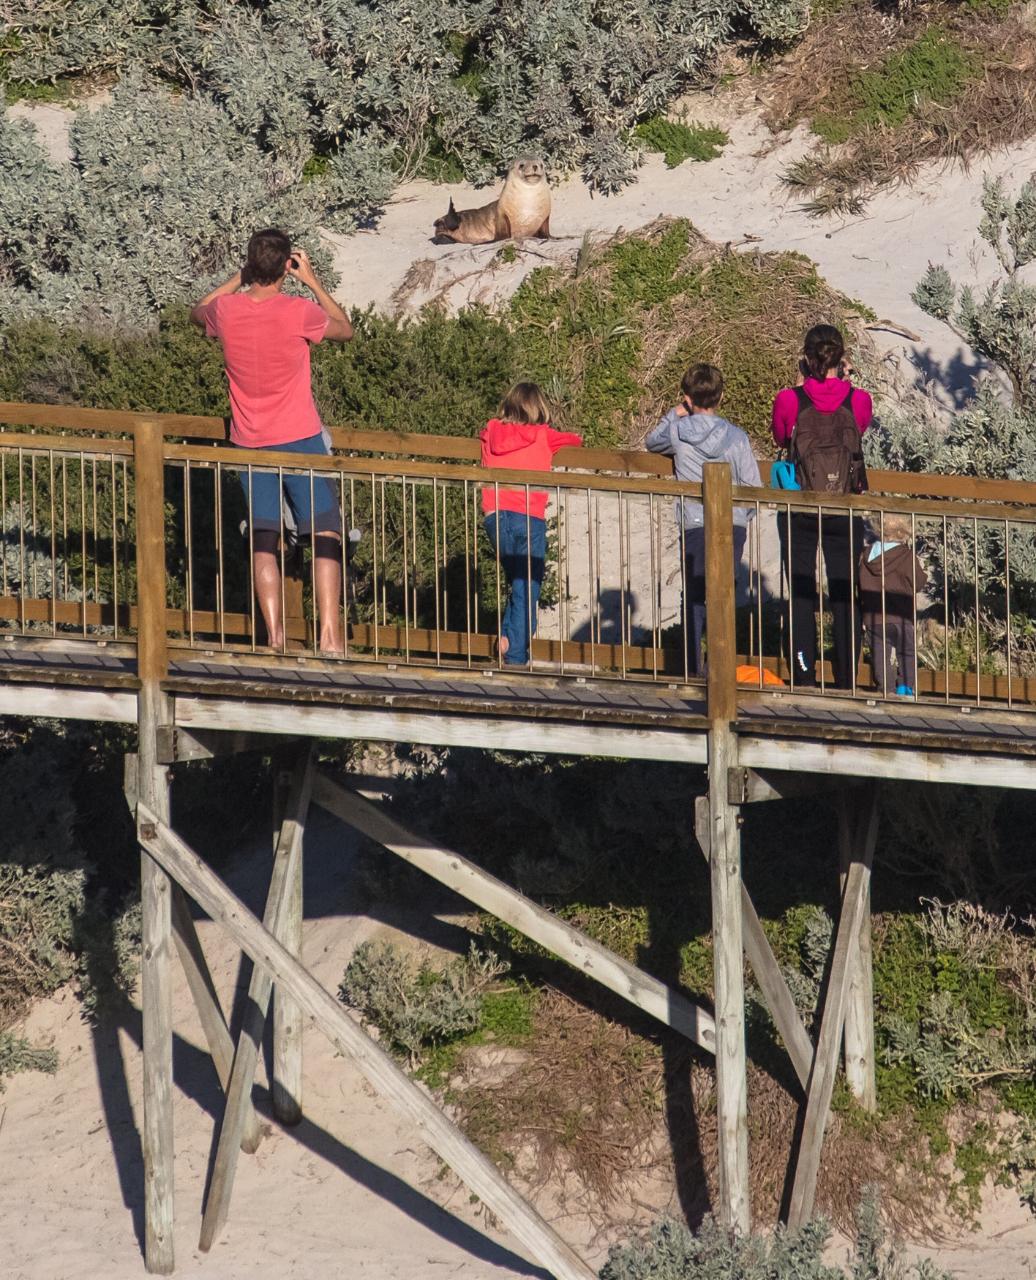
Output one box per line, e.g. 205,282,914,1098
812,29,978,145
634,117,728,167
0,219,866,451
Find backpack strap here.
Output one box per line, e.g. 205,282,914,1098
793,386,811,418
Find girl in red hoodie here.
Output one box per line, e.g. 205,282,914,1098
772,325,873,690
480,384,581,664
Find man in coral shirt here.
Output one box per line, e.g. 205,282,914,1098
192,229,352,652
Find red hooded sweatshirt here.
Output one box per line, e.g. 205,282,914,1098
480,420,582,518
771,376,873,448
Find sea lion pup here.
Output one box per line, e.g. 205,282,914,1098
432,156,551,245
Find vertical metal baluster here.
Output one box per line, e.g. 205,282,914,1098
817,502,826,694
463,479,473,667
585,487,596,676
878,510,887,698
402,477,412,665
678,494,688,683
1,448,8,600
412,479,419,640
910,511,919,701
558,484,567,677
1005,518,1012,708
186,462,196,647
31,452,39,602
78,453,87,638
848,499,858,697
380,478,388,631
62,456,69,600
441,477,449,645
110,453,119,639
216,462,226,652
973,516,981,707
942,515,950,705
49,452,57,636
340,472,350,661
525,485,533,669
433,478,442,667
309,466,318,655
755,501,764,686
371,477,381,659
19,449,27,634
494,481,502,667
91,456,100,602
594,493,602,662
619,491,627,681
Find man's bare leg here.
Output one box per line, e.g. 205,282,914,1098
253,533,284,649
314,534,344,654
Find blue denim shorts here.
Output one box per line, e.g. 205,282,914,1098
236,432,342,537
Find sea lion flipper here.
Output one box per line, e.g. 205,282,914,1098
496,209,512,240
535,216,550,239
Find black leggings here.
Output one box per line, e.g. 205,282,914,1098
779,511,864,689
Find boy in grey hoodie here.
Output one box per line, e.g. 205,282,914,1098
645,364,761,677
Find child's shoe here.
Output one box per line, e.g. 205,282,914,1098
895,684,914,697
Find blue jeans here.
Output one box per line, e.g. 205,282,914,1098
683,524,747,677
484,511,546,665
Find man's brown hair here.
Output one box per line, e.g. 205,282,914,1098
680,363,724,410
242,228,292,286
501,382,552,425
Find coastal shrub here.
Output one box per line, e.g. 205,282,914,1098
599,1188,951,1279
339,939,506,1064
633,117,728,168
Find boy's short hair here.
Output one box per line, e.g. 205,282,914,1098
680,364,724,410
882,514,913,541
243,228,292,286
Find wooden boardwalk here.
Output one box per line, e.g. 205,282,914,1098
4,404,1036,1276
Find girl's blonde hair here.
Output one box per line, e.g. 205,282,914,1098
501,382,552,425
882,514,913,541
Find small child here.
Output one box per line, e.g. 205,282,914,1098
858,514,926,697
480,383,581,665
645,363,761,677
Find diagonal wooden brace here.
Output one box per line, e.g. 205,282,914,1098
312,773,717,1055
136,805,596,1280
786,783,880,1229
695,795,814,1092
199,744,314,1252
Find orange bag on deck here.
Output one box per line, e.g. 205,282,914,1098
736,664,785,687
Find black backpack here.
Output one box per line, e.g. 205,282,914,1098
790,386,868,495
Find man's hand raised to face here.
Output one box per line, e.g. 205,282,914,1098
287,248,320,291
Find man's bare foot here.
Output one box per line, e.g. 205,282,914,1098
497,634,509,660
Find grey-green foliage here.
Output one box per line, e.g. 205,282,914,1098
913,174,1036,412
0,71,333,326
883,900,1036,1101
339,939,505,1064
599,1189,951,1280
2,0,816,248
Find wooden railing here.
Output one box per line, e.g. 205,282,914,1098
2,402,1036,710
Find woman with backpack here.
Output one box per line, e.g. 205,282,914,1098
771,324,872,690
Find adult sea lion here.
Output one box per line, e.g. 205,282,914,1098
432,157,551,245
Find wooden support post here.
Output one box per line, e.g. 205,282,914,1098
125,754,260,1154
786,784,879,1229
839,791,877,1111
694,797,814,1093
199,746,314,1253
272,758,304,1126
312,774,716,1054
137,807,596,1280
170,887,262,1153
702,462,750,1233
135,418,175,1275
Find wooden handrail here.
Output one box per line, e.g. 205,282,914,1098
4,399,1036,504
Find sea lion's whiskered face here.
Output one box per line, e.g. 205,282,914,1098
514,158,545,185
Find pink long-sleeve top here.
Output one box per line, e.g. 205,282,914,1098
771,377,873,447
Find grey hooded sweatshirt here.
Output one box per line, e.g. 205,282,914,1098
645,409,762,530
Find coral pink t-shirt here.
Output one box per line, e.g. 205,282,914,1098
201,293,329,448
